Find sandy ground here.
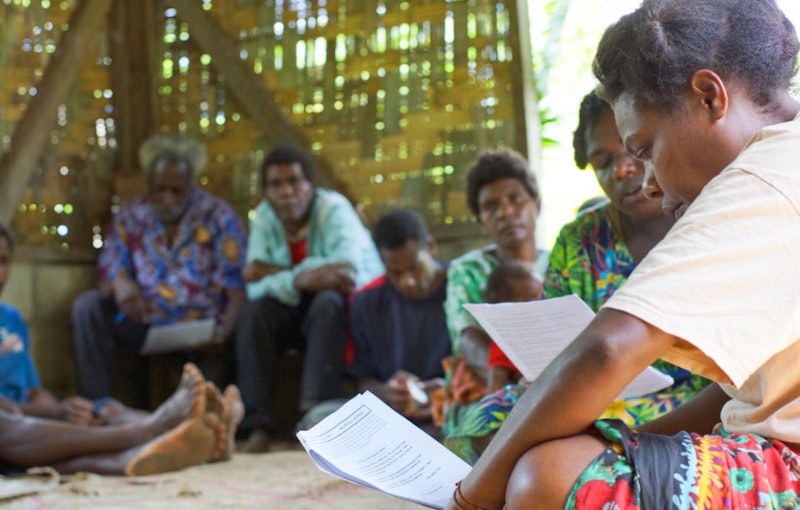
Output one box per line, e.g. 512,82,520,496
0,451,424,509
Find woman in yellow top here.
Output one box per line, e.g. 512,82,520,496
447,0,800,508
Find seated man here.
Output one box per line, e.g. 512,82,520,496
0,223,242,475
71,135,247,403
236,144,383,452
348,209,451,437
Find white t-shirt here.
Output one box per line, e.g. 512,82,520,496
603,113,800,442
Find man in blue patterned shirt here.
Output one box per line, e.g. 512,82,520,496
71,135,247,402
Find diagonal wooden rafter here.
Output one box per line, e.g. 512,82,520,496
168,0,343,191
0,0,113,224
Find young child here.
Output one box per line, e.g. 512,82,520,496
0,223,127,424
484,261,543,392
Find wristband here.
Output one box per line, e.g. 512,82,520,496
453,480,491,510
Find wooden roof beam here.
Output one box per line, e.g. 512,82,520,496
0,0,113,224
110,0,158,179
508,0,542,176
168,0,342,191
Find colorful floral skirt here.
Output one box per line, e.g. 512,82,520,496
441,365,710,465
566,420,800,509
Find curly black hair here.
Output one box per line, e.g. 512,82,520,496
593,0,799,111
572,91,612,170
260,144,317,189
465,148,539,218
372,209,429,250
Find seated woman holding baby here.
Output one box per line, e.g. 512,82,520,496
437,149,550,457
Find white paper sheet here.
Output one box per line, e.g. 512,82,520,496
297,392,471,509
464,295,673,399
139,318,215,355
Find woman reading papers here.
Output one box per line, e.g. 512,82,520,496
447,0,800,508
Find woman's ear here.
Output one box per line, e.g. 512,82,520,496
426,236,438,257
533,197,542,217
689,69,729,121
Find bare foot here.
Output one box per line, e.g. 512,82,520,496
144,363,206,440
205,383,244,462
236,428,271,454
218,385,244,461
98,400,124,422
203,383,227,462
97,401,149,426
225,386,244,438
124,414,217,476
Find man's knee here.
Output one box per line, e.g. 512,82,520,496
310,289,346,308
238,295,281,327
71,289,104,321
241,295,268,316
506,435,606,509
307,290,345,316
304,291,347,342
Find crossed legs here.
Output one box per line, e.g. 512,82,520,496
504,435,607,509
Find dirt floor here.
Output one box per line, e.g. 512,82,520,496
0,451,424,509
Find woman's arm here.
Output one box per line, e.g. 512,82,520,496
636,382,728,435
450,308,680,510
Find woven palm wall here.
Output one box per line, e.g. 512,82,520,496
0,0,533,251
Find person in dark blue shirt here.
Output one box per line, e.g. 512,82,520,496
348,209,451,435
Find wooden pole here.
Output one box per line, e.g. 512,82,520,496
0,0,113,224
110,0,157,182
507,0,542,176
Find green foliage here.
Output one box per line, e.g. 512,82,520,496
530,0,573,151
